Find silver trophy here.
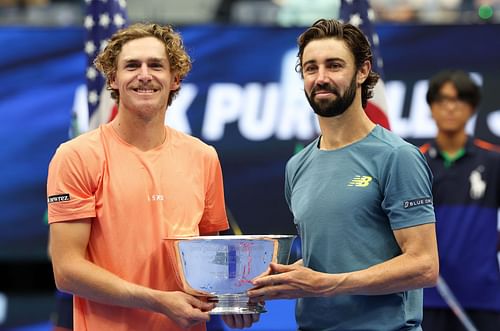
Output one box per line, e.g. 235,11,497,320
164,235,296,314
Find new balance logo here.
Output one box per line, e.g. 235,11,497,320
348,176,372,187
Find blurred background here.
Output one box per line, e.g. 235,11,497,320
0,0,499,330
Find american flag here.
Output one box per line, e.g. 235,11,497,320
83,0,128,132
339,0,390,129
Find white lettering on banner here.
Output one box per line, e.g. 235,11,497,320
409,80,437,138
386,80,438,138
239,83,279,141
275,97,317,141
73,72,497,142
276,48,319,140
386,80,476,139
202,82,317,141
202,83,242,140
165,83,197,134
385,81,408,136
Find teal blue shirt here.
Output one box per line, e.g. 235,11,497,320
285,125,435,331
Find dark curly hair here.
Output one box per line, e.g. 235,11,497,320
296,19,379,109
94,23,192,106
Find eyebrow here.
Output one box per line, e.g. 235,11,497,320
302,59,316,67
303,57,345,67
122,57,166,64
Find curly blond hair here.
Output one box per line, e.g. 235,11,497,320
94,23,192,106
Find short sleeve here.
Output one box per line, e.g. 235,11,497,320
381,145,435,230
46,143,97,223
199,147,229,234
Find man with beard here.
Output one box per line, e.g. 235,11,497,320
248,19,439,331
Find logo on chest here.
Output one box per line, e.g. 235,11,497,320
469,166,486,200
347,176,373,187
148,194,165,201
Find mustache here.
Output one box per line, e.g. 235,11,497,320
311,83,339,96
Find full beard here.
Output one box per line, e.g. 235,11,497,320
305,74,357,118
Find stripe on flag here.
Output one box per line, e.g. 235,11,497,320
84,0,128,132
339,0,390,129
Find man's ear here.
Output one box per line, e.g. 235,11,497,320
171,75,181,91
357,60,371,85
110,74,117,89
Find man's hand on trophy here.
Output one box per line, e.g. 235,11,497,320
248,262,331,300
154,291,214,329
222,313,260,329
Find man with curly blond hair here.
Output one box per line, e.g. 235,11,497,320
46,23,257,330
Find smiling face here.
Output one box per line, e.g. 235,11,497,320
302,38,363,118
110,36,180,118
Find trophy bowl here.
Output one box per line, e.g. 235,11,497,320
164,234,296,314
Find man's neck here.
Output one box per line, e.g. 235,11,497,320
317,105,375,150
111,108,167,151
435,131,468,157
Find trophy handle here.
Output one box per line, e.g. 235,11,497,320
165,239,213,297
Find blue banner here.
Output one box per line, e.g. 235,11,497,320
1,24,499,260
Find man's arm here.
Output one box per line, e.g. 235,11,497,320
332,222,439,295
249,223,438,299
49,219,214,329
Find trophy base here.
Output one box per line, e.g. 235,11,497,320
208,294,266,315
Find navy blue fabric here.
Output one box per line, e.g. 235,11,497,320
422,138,500,310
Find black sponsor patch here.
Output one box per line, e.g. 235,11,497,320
403,197,432,209
47,193,70,203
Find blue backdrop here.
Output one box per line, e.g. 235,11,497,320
1,24,499,261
